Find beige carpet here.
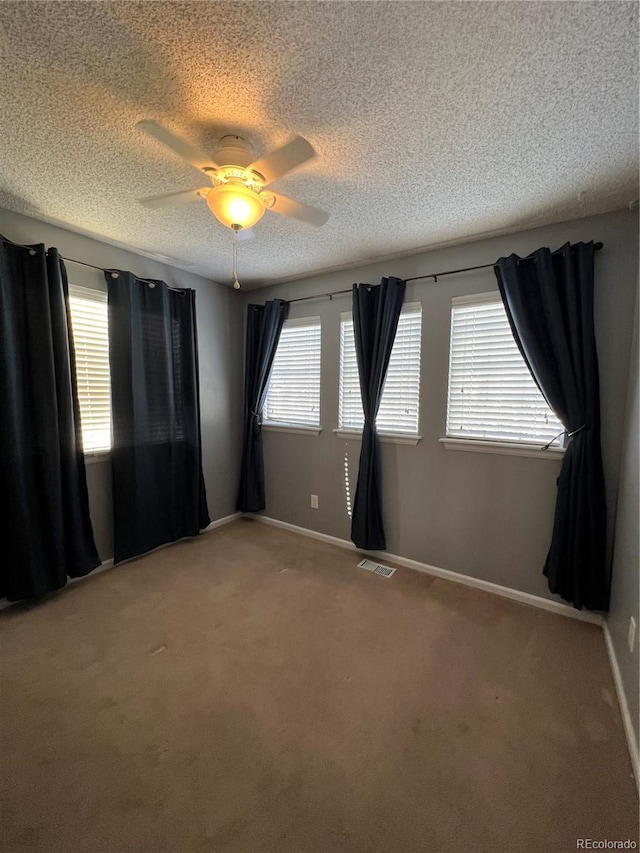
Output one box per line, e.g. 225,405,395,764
1,518,637,853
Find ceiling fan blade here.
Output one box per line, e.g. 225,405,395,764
249,136,315,185
137,121,217,171
268,192,329,227
140,187,210,208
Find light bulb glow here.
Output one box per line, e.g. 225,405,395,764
206,184,266,229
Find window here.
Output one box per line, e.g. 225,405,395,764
339,303,422,434
68,285,112,453
446,292,563,445
263,316,321,428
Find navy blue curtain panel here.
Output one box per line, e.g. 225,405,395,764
236,299,289,512
0,238,100,600
106,271,209,564
350,276,406,550
495,242,608,611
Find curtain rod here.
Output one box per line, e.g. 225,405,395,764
286,241,604,305
64,256,185,293
3,239,185,293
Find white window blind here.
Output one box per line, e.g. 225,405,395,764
264,316,321,427
68,285,112,453
339,303,422,434
446,292,563,444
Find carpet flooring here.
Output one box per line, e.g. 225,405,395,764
1,518,638,852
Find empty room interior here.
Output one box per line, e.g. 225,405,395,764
1,2,639,851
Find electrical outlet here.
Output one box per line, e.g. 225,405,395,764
628,617,636,653
310,494,318,509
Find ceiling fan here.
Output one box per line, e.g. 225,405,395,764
137,121,329,233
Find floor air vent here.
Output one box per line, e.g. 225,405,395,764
357,558,396,578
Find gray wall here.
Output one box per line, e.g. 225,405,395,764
247,208,639,605
607,282,639,752
0,208,244,561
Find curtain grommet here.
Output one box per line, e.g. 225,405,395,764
110,272,118,279
28,249,36,256
148,282,156,289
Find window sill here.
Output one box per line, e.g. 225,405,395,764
439,437,565,460
84,450,111,464
333,429,421,446
262,424,322,436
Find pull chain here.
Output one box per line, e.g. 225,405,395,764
231,225,241,290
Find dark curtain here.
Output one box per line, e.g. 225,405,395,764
107,271,209,564
351,276,406,550
0,238,100,600
236,300,289,512
495,242,608,611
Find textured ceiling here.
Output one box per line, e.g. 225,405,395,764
0,1,637,289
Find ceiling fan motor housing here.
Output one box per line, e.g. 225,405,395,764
213,135,256,170
203,136,266,198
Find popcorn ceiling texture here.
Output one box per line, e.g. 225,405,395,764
0,1,637,288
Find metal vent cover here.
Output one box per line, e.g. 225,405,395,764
357,558,396,578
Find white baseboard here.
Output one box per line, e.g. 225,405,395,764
0,556,115,611
0,515,241,612
246,513,604,626
603,622,640,792
107,514,242,567
246,513,640,782
203,512,242,532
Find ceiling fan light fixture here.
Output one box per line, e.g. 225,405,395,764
206,183,266,230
